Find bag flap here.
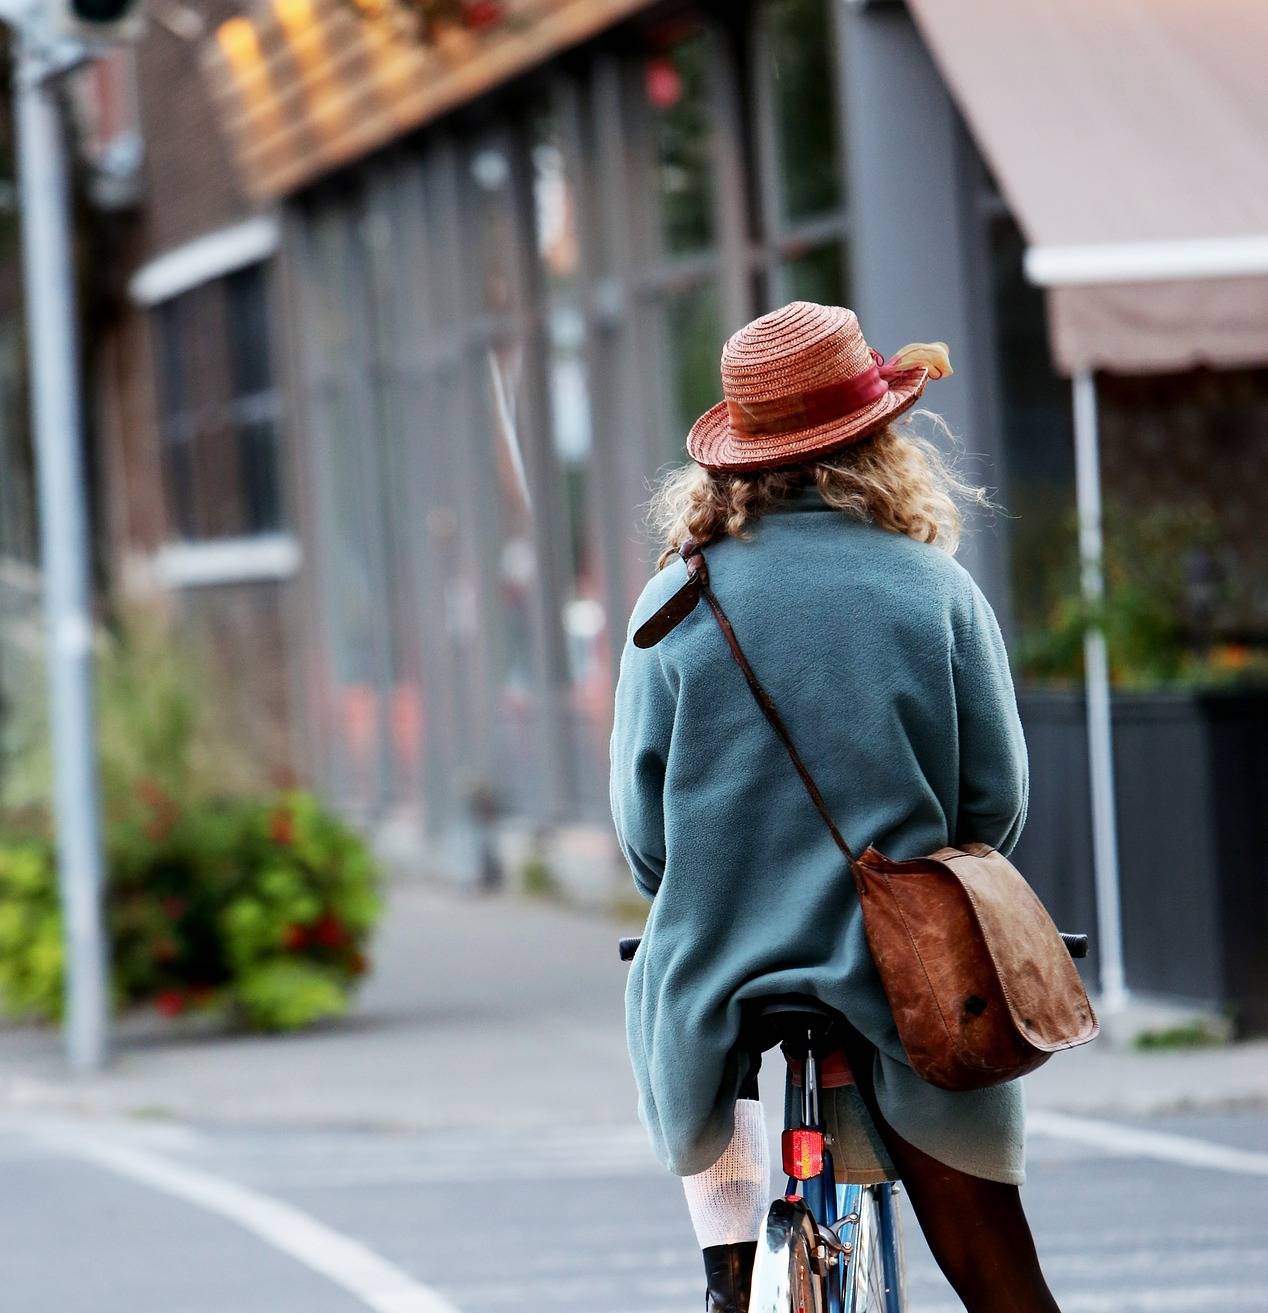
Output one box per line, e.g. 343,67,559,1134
941,845,1099,1052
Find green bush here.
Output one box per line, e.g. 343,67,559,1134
0,840,64,1019
0,606,382,1032
233,960,351,1032
0,790,380,1032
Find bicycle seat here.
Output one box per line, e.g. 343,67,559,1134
740,994,847,1057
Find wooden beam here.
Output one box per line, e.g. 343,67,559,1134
202,0,658,200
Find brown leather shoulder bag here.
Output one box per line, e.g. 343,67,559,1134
634,538,1099,1091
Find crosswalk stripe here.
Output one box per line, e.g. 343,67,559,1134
30,1123,464,1313
1028,1110,1268,1177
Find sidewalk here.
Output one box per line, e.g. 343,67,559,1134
0,882,1265,1128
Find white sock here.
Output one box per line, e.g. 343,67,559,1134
682,1098,770,1247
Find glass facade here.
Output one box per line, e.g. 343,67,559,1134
286,0,852,844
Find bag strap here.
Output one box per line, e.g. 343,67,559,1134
672,538,858,868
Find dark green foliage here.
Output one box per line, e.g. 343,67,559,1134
1015,501,1268,690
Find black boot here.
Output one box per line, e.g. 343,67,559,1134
702,1241,757,1313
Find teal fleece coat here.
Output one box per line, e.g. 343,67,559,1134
610,487,1030,1184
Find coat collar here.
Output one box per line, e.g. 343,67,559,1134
768,484,836,513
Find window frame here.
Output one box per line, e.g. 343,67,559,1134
150,258,288,550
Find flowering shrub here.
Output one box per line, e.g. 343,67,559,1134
0,791,380,1032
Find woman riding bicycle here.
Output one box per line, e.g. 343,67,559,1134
609,302,1063,1313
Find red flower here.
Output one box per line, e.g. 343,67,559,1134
644,56,683,110
461,0,503,31
160,896,187,920
282,923,309,950
135,777,170,809
313,914,347,948
269,808,296,846
137,778,180,840
144,815,175,843
155,989,187,1017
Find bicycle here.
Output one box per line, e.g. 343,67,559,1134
620,930,1089,1313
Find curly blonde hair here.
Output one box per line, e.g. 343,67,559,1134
649,409,992,568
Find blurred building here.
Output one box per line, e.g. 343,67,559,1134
27,2,1267,1015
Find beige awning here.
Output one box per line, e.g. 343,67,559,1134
905,0,1268,375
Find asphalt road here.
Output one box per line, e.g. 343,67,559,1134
4,887,1267,1312
6,1105,1267,1313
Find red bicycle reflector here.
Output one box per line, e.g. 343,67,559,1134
782,1128,824,1180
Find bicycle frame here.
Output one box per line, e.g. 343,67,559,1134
616,939,907,1310
782,1039,905,1313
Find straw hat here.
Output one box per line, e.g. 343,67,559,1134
686,301,953,472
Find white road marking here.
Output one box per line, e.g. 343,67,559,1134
1055,1246,1268,1277
31,1124,462,1313
1028,1110,1268,1177
218,1155,661,1188
605,1308,693,1313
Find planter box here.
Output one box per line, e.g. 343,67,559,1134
1014,688,1268,1034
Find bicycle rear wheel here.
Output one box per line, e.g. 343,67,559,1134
750,1197,826,1313
841,1183,906,1313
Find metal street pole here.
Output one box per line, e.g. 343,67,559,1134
1072,369,1128,1016
13,32,110,1071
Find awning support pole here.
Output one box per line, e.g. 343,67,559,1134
1072,370,1128,1014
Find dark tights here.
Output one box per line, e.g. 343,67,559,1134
835,1022,1062,1313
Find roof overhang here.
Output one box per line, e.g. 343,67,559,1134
1025,237,1268,290
202,0,654,203
907,0,1268,375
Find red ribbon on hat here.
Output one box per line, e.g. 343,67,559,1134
726,343,952,441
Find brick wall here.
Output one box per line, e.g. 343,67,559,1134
135,0,256,257
92,5,302,785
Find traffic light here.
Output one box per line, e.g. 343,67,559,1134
58,0,145,43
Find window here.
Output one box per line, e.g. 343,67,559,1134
640,20,725,456
533,100,613,817
153,263,283,541
623,2,852,467
286,0,857,834
755,0,850,307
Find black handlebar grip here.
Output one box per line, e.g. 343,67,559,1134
1061,932,1089,960
618,936,642,962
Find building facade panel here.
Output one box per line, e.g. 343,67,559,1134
10,0,1251,1021
92,8,303,784
280,0,876,868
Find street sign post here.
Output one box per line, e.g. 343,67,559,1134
2,0,137,1071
